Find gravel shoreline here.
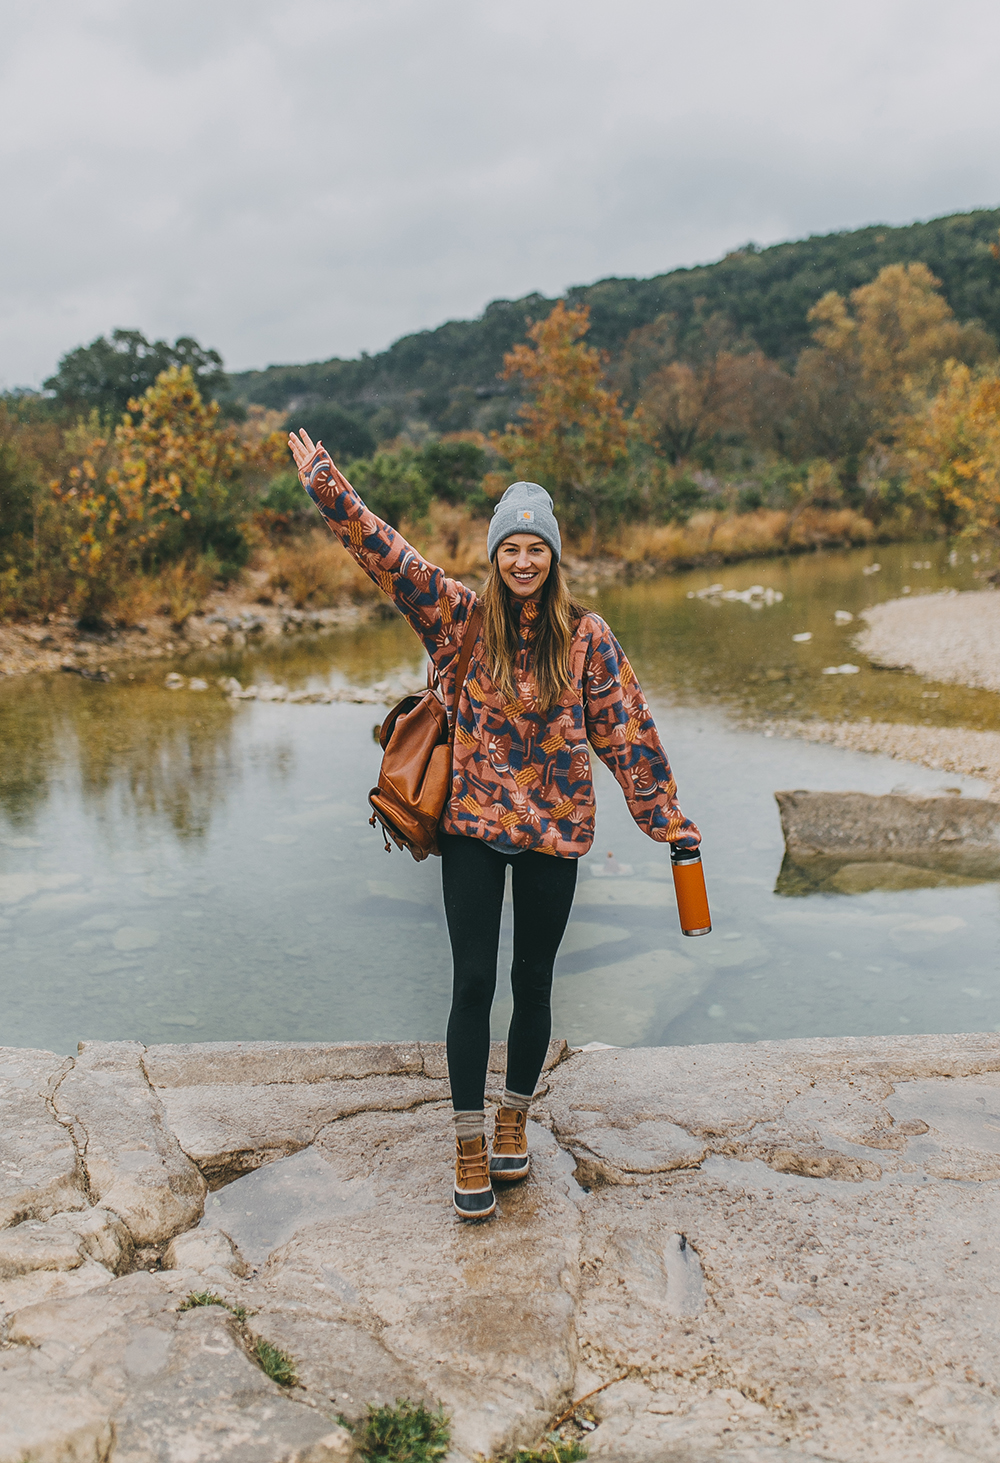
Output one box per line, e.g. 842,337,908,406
855,586,1000,692
762,587,1000,799
760,717,1000,799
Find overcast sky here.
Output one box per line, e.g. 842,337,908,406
3,0,1000,387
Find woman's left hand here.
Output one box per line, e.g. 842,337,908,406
288,428,322,481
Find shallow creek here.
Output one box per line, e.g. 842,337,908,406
1,541,998,1055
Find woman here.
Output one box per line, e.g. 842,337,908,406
288,430,701,1221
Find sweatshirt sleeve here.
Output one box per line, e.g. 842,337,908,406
301,447,475,670
583,620,701,849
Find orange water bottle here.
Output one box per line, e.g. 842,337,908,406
670,845,712,937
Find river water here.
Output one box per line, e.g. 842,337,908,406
2,541,998,1056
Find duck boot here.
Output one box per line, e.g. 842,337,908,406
490,1106,530,1183
454,1136,496,1220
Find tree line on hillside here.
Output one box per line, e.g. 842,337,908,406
225,207,1000,441
3,225,1000,628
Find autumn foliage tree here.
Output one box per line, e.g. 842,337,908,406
791,263,993,462
901,363,1000,539
43,367,284,621
627,313,793,465
117,366,283,571
48,414,180,622
494,301,627,552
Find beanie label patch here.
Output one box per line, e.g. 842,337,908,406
517,509,535,523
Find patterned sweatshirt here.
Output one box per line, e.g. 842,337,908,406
303,449,700,858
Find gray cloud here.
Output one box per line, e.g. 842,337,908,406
2,0,999,386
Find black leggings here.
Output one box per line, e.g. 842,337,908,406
440,832,578,1111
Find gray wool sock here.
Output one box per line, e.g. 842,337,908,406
501,1088,532,1113
454,1109,485,1142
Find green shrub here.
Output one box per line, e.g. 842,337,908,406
346,449,432,529
260,470,308,516
418,441,487,504
288,402,376,461
653,475,706,523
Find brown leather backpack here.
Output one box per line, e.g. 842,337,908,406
368,604,482,861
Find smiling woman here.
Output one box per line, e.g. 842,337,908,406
287,429,702,1222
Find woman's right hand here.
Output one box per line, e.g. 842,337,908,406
287,428,322,484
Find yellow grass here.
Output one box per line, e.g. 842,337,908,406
415,501,491,580
259,502,883,608
262,529,374,607
609,506,875,567
261,504,491,607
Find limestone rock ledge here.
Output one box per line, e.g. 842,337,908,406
0,1033,998,1462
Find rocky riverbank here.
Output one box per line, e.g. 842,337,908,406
762,588,1000,798
2,1033,999,1462
761,718,1000,799
856,587,1000,693
0,574,378,682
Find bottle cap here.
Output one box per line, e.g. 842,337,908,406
670,844,702,865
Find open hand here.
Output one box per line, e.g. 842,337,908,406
287,428,323,479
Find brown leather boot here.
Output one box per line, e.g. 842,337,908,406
454,1136,496,1219
490,1107,529,1182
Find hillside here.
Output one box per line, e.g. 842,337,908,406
227,208,1000,440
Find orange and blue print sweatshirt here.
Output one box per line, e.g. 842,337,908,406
304,449,701,858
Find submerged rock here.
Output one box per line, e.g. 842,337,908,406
775,787,1000,881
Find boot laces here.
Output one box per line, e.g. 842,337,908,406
494,1107,526,1154
456,1139,490,1187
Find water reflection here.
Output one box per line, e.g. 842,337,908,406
0,679,62,827
1,541,998,1055
0,675,250,843
75,682,246,841
775,855,992,897
600,542,1000,731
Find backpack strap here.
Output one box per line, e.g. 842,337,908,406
448,602,482,751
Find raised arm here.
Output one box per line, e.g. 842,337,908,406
582,619,701,850
288,431,475,668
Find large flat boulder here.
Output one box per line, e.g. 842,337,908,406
148,1039,565,1187
143,1039,427,1088
2,1035,999,1459
542,1034,1000,1186
159,1075,451,1189
239,1107,582,1462
775,788,1000,878
544,1039,1000,1462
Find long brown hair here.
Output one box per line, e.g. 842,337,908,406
479,561,588,713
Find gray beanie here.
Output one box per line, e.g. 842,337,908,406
487,481,561,563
